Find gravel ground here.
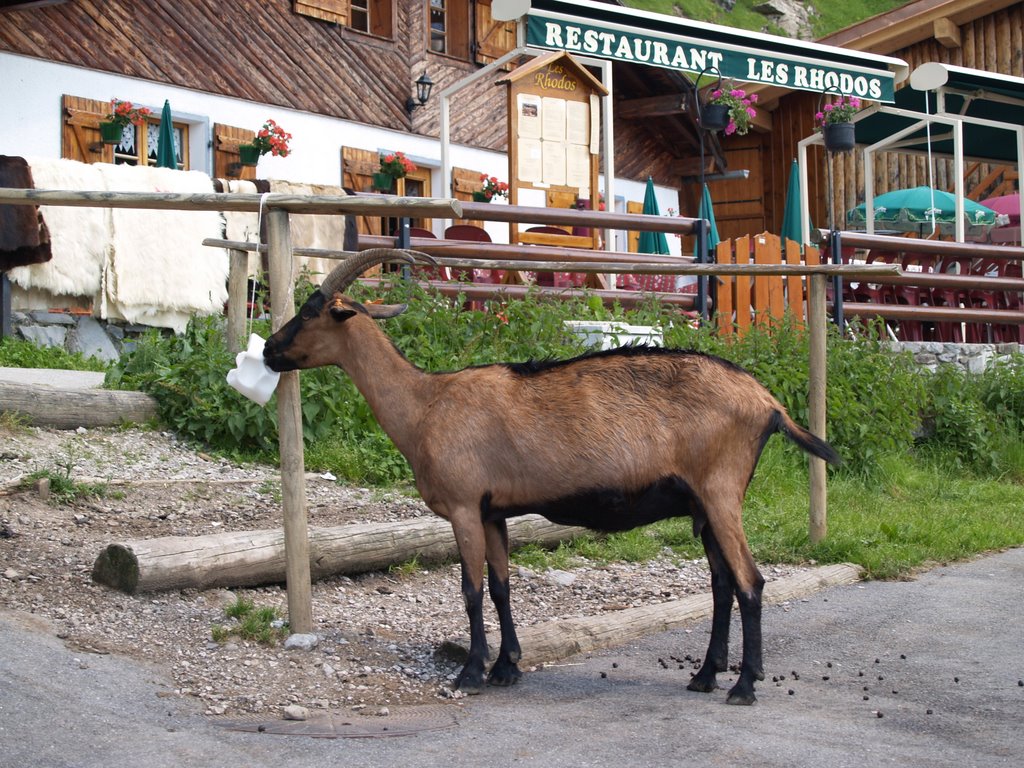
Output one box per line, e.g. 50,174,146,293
0,425,809,718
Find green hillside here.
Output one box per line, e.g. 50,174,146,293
623,0,910,39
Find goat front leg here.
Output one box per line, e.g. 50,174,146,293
688,526,734,695
453,519,489,694
484,519,522,687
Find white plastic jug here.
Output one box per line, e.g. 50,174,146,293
226,333,281,406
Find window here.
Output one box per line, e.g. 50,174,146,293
111,119,188,169
293,0,392,37
350,0,369,32
428,0,469,59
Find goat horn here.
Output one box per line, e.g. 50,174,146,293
319,248,437,296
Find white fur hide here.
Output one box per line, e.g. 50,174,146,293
267,180,348,282
9,159,227,332
7,158,108,301
98,163,227,332
223,180,262,276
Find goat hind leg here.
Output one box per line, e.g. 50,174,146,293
687,526,735,694
712,520,765,705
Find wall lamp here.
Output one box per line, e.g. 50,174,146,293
405,72,434,115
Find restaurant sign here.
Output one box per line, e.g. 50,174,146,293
526,14,897,102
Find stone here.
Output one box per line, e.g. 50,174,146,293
544,569,577,588
17,324,67,349
282,704,309,721
67,317,120,362
284,633,320,651
28,310,76,326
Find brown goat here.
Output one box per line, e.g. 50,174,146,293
263,248,841,705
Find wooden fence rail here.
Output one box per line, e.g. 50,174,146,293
0,188,904,632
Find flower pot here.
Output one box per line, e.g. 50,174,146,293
823,121,856,153
700,103,730,131
238,144,262,167
372,172,395,192
471,191,491,203
99,121,124,145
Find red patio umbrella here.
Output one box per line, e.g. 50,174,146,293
980,193,1021,225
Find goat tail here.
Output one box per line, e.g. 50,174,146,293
774,410,842,466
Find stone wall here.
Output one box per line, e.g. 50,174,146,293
889,341,1024,373
7,310,153,363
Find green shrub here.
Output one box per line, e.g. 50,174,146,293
106,277,1022,488
0,336,108,371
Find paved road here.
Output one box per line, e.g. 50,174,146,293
2,549,1022,768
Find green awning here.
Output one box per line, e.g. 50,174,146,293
848,64,1024,164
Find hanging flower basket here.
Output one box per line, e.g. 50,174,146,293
822,121,856,153
372,172,395,192
99,121,123,145
238,144,261,167
700,103,730,131
471,191,491,203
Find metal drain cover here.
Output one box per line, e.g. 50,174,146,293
213,704,458,739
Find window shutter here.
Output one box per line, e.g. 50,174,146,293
452,166,487,225
475,0,516,65
371,0,392,37
342,146,384,239
213,124,257,181
61,95,114,164
293,0,348,25
449,1,471,60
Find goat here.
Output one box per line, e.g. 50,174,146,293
263,248,841,705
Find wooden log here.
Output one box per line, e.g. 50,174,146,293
90,515,588,594
444,563,864,665
0,382,157,428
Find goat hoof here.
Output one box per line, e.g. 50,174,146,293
687,669,718,693
726,685,757,706
455,668,486,695
487,660,522,687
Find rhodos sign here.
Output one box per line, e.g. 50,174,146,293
527,15,896,102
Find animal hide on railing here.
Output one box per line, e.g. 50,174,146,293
7,158,227,333
0,155,51,271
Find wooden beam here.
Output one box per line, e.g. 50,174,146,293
933,17,962,48
670,156,719,177
616,94,689,119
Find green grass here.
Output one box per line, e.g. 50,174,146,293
212,597,288,646
623,0,909,38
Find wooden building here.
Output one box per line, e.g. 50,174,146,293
748,0,1023,244
1,0,1019,251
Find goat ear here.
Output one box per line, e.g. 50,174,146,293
328,305,357,322
365,303,408,319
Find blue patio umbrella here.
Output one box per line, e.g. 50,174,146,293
155,100,177,169
780,159,804,246
638,177,670,254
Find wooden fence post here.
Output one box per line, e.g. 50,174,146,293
226,248,248,355
266,208,313,634
808,272,828,543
